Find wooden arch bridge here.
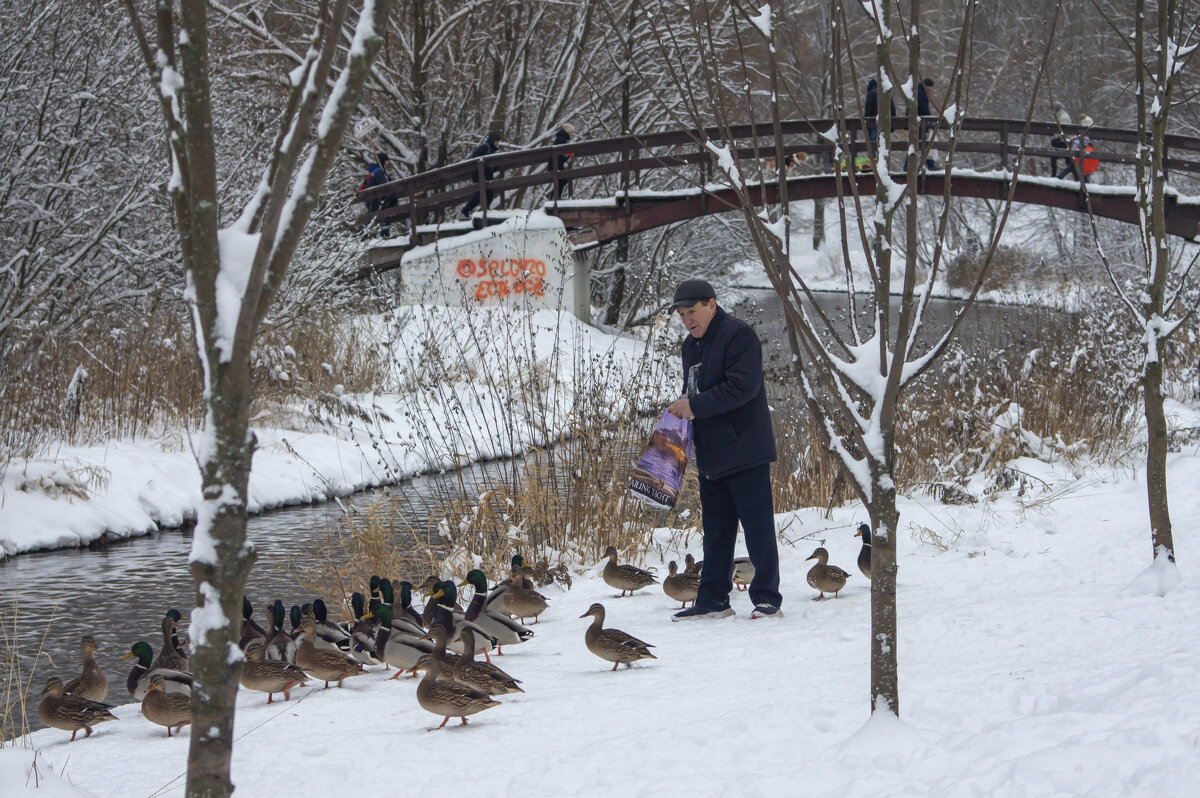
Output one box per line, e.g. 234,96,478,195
355,117,1200,274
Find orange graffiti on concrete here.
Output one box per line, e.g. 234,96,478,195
455,257,547,301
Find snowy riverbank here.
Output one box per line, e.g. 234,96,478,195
7,438,1200,797
0,306,672,558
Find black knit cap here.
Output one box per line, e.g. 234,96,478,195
670,278,716,308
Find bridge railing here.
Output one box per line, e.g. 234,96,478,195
354,118,1200,236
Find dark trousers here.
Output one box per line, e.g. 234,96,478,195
461,174,500,217
1049,137,1067,176
696,463,782,609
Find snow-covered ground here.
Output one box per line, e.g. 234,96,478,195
7,425,1200,797
0,306,672,558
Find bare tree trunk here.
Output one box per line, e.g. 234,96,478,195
122,2,394,794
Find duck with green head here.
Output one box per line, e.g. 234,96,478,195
121,641,192,701
459,569,533,657
372,605,441,679
264,599,297,663
855,523,872,579
379,579,425,637
348,591,382,666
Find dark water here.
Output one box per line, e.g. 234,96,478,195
1,292,1069,733
735,287,1072,372
0,459,519,734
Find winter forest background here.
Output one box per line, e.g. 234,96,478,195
5,0,1197,469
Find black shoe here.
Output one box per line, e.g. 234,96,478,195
750,603,783,620
672,603,735,622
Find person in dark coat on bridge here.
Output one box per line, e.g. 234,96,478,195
460,131,504,219
546,123,575,201
358,152,397,236
666,279,783,622
908,77,937,171
863,77,895,150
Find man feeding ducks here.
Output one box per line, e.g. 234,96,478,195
666,279,784,621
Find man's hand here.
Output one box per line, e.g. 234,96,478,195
667,397,694,420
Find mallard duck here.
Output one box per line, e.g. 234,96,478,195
805,547,851,599
152,613,189,672
418,574,448,628
348,592,383,666
308,598,351,652
165,608,189,658
439,627,523,696
412,635,501,732
390,579,426,629
486,555,535,612
379,579,426,636
121,641,193,700
501,572,550,624
264,599,298,663
296,618,367,688
368,575,383,612
240,640,309,703
855,523,872,579
63,635,108,703
418,580,496,658
684,553,702,575
37,676,116,741
662,561,702,609
141,674,191,737
579,602,656,671
239,595,268,650
602,545,657,597
459,569,533,656
732,557,755,591
371,605,449,680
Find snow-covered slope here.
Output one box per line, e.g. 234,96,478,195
7,446,1200,797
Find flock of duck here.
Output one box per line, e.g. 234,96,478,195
36,527,873,740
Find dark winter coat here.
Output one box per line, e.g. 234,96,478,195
468,132,502,180
363,162,397,213
917,82,932,117
864,78,896,119
547,127,573,172
681,307,776,479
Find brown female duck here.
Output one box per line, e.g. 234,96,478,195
448,628,523,696
662,561,701,609
296,618,367,688
240,640,309,702
501,572,550,624
63,635,108,703
141,674,191,737
579,602,656,671
37,676,116,741
412,629,501,731
805,547,851,599
601,545,657,597
152,613,189,672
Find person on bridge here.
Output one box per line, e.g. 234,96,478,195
666,278,783,622
906,77,938,172
1048,101,1073,177
546,123,575,201
864,78,895,159
358,152,397,236
1057,113,1094,182
460,131,504,219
